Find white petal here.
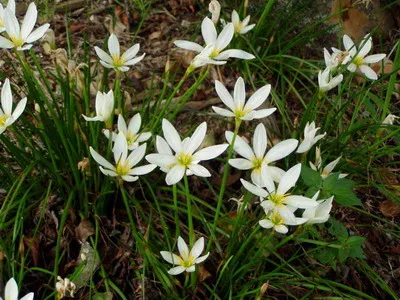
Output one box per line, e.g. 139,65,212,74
363,54,386,64
25,23,50,44
156,136,173,155
323,157,341,175
215,23,234,51
231,10,240,24
192,144,228,161
11,97,27,121
1,78,13,115
285,195,318,208
347,63,357,72
95,46,113,64
186,265,196,272
212,106,235,117
253,123,267,158
267,166,285,182
89,147,115,170
260,165,277,193
358,36,372,58
240,178,268,198
136,132,151,143
250,169,263,187
125,144,147,169
215,80,234,110
277,163,301,195
259,219,274,229
188,164,211,177
113,132,128,164
277,205,296,223
108,33,120,58
7,0,16,13
274,225,288,234
162,119,182,153
215,49,255,60
5,278,19,299
5,8,20,39
145,153,176,168
359,64,378,80
117,114,128,133
265,139,298,163
129,164,156,176
173,40,203,52
194,252,209,263
177,236,189,259
121,175,139,182
124,53,145,66
251,108,276,119
241,24,255,34
21,3,37,39
168,266,186,275
201,17,217,45
190,237,205,259
343,34,355,53
0,36,14,48
228,158,253,170
244,84,271,112
122,43,139,61
233,77,246,110
20,293,34,300
166,165,185,185
160,251,181,265
225,131,254,160
186,122,207,155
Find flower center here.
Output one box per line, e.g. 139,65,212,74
252,157,264,171
126,132,138,146
177,153,192,167
115,160,130,176
179,254,195,268
270,212,284,225
234,108,250,119
209,48,221,58
269,194,286,206
11,35,24,47
112,54,124,67
234,22,243,33
0,114,9,127
353,56,364,66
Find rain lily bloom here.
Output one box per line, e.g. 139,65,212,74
230,10,255,35
296,121,326,154
241,164,318,223
209,0,221,24
160,236,209,275
187,44,227,72
382,114,399,125
212,77,276,121
0,3,50,51
0,277,34,300
343,34,386,80
145,119,228,185
323,47,350,71
104,114,151,150
0,78,27,135
302,191,334,224
259,210,307,234
225,123,298,186
94,33,145,72
318,68,343,93
55,276,76,299
82,90,114,125
0,0,15,33
89,132,156,182
309,147,348,179
174,17,254,61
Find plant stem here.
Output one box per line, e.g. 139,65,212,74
115,70,122,115
183,175,194,247
173,184,180,238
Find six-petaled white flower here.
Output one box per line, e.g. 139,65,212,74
145,119,228,185
90,132,156,182
225,123,298,186
259,210,307,234
0,277,34,300
296,121,326,154
94,33,145,72
0,3,50,51
82,90,114,124
323,47,350,71
0,78,27,135
318,67,343,93
174,17,254,61
104,114,151,150
0,0,15,33
230,10,255,35
160,236,209,275
212,77,276,121
343,34,386,80
241,163,318,223
309,147,348,179
302,191,334,224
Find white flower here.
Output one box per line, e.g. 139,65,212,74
323,47,350,71
94,33,145,72
259,210,307,234
89,132,156,182
225,123,298,186
309,147,348,179
382,114,399,125
82,90,114,123
0,78,27,135
343,34,386,80
212,77,276,121
209,0,221,24
174,17,255,61
241,163,318,223
188,44,227,71
0,3,50,51
318,68,343,93
55,276,76,299
230,10,255,35
0,0,15,33
104,114,151,150
160,236,209,275
302,191,334,224
145,119,228,185
296,121,326,154
0,277,34,300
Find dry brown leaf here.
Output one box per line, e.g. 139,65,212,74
198,265,212,283
379,200,400,218
75,219,95,242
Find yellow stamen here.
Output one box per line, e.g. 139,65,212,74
0,114,9,127
115,160,130,176
177,153,192,167
353,56,364,66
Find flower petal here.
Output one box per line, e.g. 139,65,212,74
95,46,113,64
11,97,27,122
122,43,139,61
251,108,276,119
194,252,209,264
215,22,234,51
212,106,235,117
259,219,274,229
124,53,145,66
5,278,19,299
215,80,234,110
265,139,298,163
168,266,186,275
174,40,203,52
363,53,386,64
1,78,13,115
277,163,301,195
228,158,253,170
358,36,372,58
188,164,211,177
240,178,268,198
89,147,115,170
21,3,37,39
5,8,20,40
359,64,378,80
285,195,318,208
244,84,271,112
201,17,217,45
25,23,50,44
177,236,189,260
253,123,267,158
145,153,176,168
274,225,288,234
215,49,255,60
156,136,173,155
108,33,120,58
160,251,181,265
225,131,254,160
190,237,205,259
0,36,14,48
129,164,156,176
192,144,228,161
186,122,206,155
166,165,185,185
162,119,182,153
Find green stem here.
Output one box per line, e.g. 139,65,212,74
115,71,122,115
183,175,194,247
173,184,180,238
208,119,242,252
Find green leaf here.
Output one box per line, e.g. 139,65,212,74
328,218,349,239
323,173,362,207
346,236,366,259
301,165,323,188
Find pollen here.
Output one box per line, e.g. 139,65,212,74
177,153,192,167
269,194,286,206
112,54,125,68
0,114,9,127
353,56,364,66
115,160,130,176
270,212,285,225
252,158,264,170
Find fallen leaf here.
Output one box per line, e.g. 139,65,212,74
75,219,95,242
379,199,400,218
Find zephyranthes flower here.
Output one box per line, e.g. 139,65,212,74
0,0,15,33
145,119,228,185
343,34,386,80
0,277,34,300
104,114,151,150
302,191,334,224
160,236,209,275
323,47,350,71
94,33,145,72
259,210,307,234
230,10,255,35
188,44,227,71
174,17,254,61
212,77,276,121
382,114,399,125
55,276,76,299
225,123,298,186
309,147,348,179
82,90,114,126
90,132,156,182
296,121,326,154
241,163,318,223
0,78,27,135
318,68,343,93
0,3,50,51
